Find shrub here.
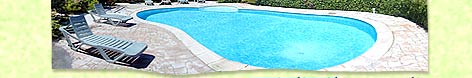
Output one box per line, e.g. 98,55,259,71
52,0,67,13
63,0,99,14
63,0,83,13
53,0,98,39
256,0,428,31
51,11,71,39
84,0,100,10
52,19,62,39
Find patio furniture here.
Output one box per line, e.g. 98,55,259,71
178,0,189,4
89,3,133,26
197,0,205,3
145,0,154,5
59,15,147,63
160,0,172,5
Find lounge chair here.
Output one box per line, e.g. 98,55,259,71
160,0,172,5
178,0,189,4
59,15,147,63
145,0,154,5
88,3,133,26
197,0,205,3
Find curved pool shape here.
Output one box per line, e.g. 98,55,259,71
137,7,377,70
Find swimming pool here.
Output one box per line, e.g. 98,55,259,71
137,6,378,70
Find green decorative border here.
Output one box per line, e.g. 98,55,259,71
1,0,472,77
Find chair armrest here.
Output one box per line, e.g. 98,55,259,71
112,6,126,13
88,10,97,15
88,10,101,22
59,25,79,40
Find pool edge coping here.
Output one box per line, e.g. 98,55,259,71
131,3,394,71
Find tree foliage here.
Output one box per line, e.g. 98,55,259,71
62,0,99,14
221,0,428,30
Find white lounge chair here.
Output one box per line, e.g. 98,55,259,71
160,0,172,5
89,4,133,26
179,0,189,4
59,15,147,63
197,0,205,3
145,0,154,5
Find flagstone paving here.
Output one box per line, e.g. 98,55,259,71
52,1,428,75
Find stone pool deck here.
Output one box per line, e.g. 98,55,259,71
52,1,428,75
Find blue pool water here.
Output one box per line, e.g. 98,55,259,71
137,6,377,70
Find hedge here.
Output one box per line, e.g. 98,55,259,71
220,0,428,31
62,0,99,14
51,13,69,39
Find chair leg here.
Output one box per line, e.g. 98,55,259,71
74,43,84,51
61,32,74,48
60,31,81,51
113,53,126,62
97,47,115,63
69,43,83,51
88,11,100,23
107,19,120,26
92,15,99,23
